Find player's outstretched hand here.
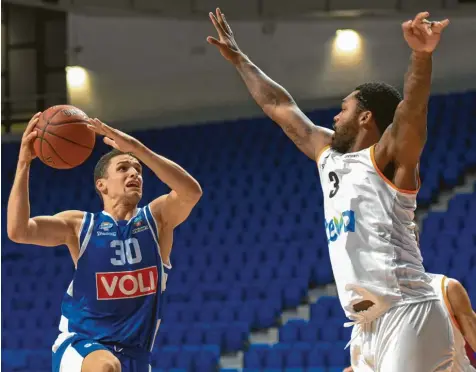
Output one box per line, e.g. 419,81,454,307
19,112,41,164
207,8,243,64
402,11,449,53
87,118,141,153
343,366,353,372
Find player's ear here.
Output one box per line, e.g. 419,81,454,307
96,178,107,194
359,110,373,128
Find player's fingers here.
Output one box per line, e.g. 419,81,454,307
206,36,221,46
414,11,430,24
103,137,119,149
216,8,229,34
432,19,450,33
25,113,41,133
402,19,412,32
24,131,37,143
221,12,233,34
87,123,105,135
209,12,227,39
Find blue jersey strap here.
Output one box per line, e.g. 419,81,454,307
78,212,94,258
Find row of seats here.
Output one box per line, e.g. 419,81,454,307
163,299,286,329
244,342,351,369
279,320,352,344
155,323,248,352
151,345,220,372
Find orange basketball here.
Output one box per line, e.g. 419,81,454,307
33,105,96,169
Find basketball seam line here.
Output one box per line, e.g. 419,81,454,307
40,108,64,162
43,129,94,150
40,136,73,167
47,119,90,126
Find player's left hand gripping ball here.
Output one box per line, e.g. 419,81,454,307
402,11,449,53
87,118,141,153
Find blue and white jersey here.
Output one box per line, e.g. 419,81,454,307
52,204,171,353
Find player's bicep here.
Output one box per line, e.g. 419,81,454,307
23,211,82,247
270,103,333,160
149,191,200,229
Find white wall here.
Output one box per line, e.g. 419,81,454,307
67,13,476,128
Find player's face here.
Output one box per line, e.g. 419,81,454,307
331,91,361,154
104,155,143,203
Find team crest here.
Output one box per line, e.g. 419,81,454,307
134,216,143,227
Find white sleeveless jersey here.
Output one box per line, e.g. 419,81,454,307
429,273,476,372
317,144,437,322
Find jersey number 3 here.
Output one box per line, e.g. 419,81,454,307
110,238,143,266
328,171,340,198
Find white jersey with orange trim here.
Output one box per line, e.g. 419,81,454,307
317,144,438,323
429,273,476,372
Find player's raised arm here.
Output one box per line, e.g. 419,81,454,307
207,8,333,161
448,279,476,351
7,113,83,257
87,118,202,252
375,12,449,188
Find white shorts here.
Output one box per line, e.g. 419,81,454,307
350,300,455,372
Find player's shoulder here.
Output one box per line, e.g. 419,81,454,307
447,277,465,296
55,210,85,223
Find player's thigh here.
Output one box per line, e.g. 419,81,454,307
377,301,454,372
81,349,121,372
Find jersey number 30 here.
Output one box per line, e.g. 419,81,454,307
110,238,142,266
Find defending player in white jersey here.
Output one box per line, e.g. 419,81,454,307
344,273,476,372
208,8,453,371
344,225,476,371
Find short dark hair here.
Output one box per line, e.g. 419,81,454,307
354,82,402,135
93,149,137,199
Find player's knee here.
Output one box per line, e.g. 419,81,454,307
98,357,121,372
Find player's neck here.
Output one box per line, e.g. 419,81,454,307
103,200,138,221
349,131,379,153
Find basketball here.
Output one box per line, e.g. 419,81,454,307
33,105,96,169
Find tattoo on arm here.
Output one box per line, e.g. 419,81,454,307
283,123,313,146
235,55,293,113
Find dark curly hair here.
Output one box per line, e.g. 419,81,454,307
354,82,403,135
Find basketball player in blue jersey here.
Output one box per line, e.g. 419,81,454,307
209,8,454,372
7,115,202,372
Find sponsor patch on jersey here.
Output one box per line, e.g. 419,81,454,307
325,209,355,243
99,221,114,231
132,225,149,234
96,266,158,300
97,231,117,237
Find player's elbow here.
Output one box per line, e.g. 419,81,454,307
188,181,203,204
7,225,27,243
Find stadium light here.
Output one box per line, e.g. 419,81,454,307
66,66,87,88
334,29,360,53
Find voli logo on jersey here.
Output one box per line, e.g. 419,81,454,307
96,266,158,300
324,210,355,243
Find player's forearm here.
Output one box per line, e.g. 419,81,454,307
133,144,202,201
234,54,294,115
461,313,476,352
7,161,32,241
402,51,432,112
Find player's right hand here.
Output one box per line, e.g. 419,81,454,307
19,112,40,164
207,8,243,64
